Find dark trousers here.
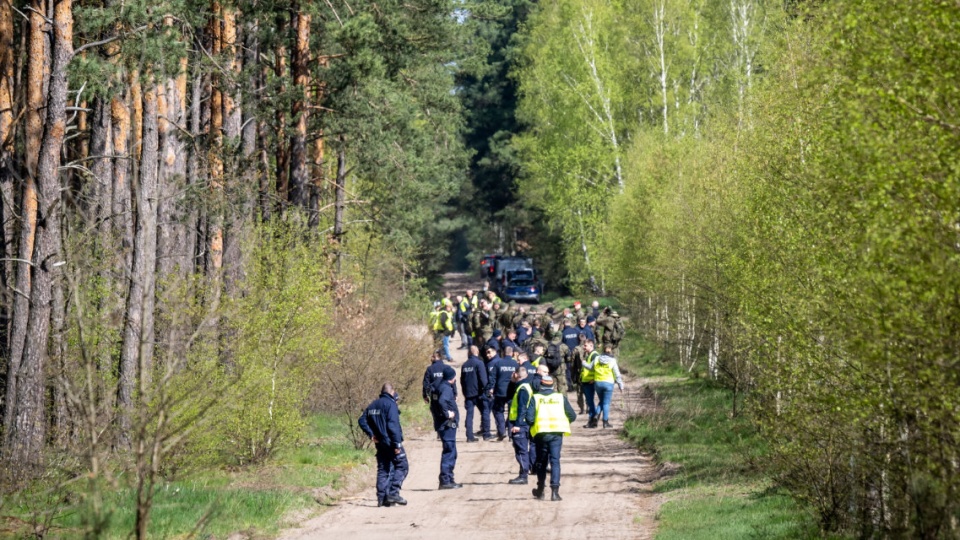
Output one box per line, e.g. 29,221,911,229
564,360,574,389
493,396,510,437
533,434,564,488
479,394,492,438
511,426,531,478
464,396,480,441
375,443,409,504
438,426,458,485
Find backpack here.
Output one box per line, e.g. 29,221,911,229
544,343,563,371
609,318,625,343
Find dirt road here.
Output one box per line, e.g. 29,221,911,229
281,274,662,540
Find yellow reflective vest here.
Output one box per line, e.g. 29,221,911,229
429,310,442,331
441,311,454,332
594,357,616,383
459,298,470,313
470,295,479,309
580,351,599,383
530,392,571,438
508,383,533,422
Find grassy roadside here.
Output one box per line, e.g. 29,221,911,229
2,402,431,539
620,334,823,539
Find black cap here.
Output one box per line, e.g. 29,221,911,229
443,366,456,381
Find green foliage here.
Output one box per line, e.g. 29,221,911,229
184,224,336,466
622,345,818,540
0,413,368,538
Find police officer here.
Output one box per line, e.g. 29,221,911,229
456,294,472,349
460,345,488,443
501,328,521,357
422,350,446,404
431,366,462,489
486,345,518,441
485,329,503,357
507,367,534,485
527,376,576,502
479,347,499,441
358,383,409,507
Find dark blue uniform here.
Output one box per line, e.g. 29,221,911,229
501,337,521,357
510,377,535,482
431,379,460,487
460,354,489,442
578,324,595,343
561,325,581,351
485,336,502,356
358,392,409,506
489,356,519,438
422,359,446,402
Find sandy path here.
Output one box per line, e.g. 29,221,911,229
280,274,662,540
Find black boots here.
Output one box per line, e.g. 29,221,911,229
586,416,598,428
533,485,562,501
508,476,528,485
603,420,612,429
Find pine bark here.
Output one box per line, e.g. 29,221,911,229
7,0,72,468
3,0,46,445
0,0,16,380
289,6,311,209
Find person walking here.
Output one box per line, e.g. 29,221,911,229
580,340,600,428
431,366,462,489
593,346,625,428
357,383,409,507
460,345,488,442
440,302,456,361
507,367,534,485
457,294,472,349
527,376,576,501
487,347,519,441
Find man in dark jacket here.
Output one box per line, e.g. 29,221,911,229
422,350,446,403
431,367,462,489
487,347,519,441
507,367,535,485
460,345,488,442
501,329,521,358
358,383,409,507
485,328,503,357
526,376,577,502
479,347,499,440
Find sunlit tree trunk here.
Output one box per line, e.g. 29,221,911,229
289,6,311,209
7,0,72,468
3,0,46,444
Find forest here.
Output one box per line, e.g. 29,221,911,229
1,0,958,537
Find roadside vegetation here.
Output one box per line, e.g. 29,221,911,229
621,335,822,540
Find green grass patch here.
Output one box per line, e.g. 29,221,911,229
622,338,822,539
1,412,372,539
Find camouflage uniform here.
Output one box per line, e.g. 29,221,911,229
570,343,587,414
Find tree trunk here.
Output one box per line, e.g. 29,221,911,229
333,144,346,273
7,0,72,469
289,6,310,209
274,44,289,209
3,0,47,446
0,0,14,332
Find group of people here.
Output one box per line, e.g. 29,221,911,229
358,292,627,507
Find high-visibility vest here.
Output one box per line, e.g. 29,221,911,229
580,351,599,383
530,393,571,438
459,298,470,312
508,383,533,422
470,295,479,309
429,310,442,331
531,356,542,368
441,311,454,332
441,297,453,308
594,357,615,383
